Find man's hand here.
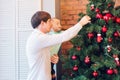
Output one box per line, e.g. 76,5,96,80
51,54,59,64
79,15,91,26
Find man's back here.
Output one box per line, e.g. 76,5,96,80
26,29,51,80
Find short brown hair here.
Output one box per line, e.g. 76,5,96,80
31,11,51,28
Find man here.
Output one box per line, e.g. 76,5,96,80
26,11,91,80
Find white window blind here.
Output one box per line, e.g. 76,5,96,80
0,0,16,80
16,0,40,80
0,0,41,80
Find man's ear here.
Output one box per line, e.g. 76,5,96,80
41,21,45,25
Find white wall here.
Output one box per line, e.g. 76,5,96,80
42,0,56,17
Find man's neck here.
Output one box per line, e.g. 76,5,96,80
37,26,46,33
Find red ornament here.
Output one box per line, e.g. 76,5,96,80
96,13,103,19
70,73,73,77
103,13,113,22
116,17,120,24
112,16,116,22
114,31,119,37
108,38,112,43
107,45,111,52
113,69,118,74
113,54,119,66
101,25,107,33
108,3,112,7
92,71,98,77
105,13,113,17
95,8,100,13
91,4,95,11
87,32,94,39
113,54,118,58
84,56,90,64
72,55,77,60
76,46,81,51
114,57,120,66
107,69,113,75
97,34,103,43
73,65,78,71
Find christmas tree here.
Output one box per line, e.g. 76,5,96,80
61,0,120,80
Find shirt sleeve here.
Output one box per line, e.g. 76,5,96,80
36,22,82,49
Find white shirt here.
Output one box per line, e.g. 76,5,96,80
26,23,82,80
49,31,62,56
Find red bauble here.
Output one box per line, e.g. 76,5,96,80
70,73,73,77
115,60,120,66
73,65,78,71
92,71,98,77
91,4,95,11
97,34,103,43
105,13,113,17
113,69,118,74
107,69,113,75
108,3,112,7
107,45,111,52
108,38,112,43
103,13,113,22
116,17,120,24
101,25,107,33
113,54,118,58
96,13,103,19
72,55,77,60
76,46,81,51
115,57,120,66
84,59,90,64
114,31,119,37
112,16,116,22
84,56,90,64
95,8,100,13
87,32,94,39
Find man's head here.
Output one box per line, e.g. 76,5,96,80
31,11,52,33
51,18,62,32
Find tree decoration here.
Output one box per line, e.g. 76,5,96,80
107,45,111,52
113,54,120,66
95,8,100,13
71,55,77,60
92,71,99,77
108,38,112,43
101,25,108,33
107,68,113,75
87,32,94,39
84,56,90,64
76,46,81,51
96,13,103,19
114,31,119,37
103,13,113,22
113,69,118,74
73,65,78,71
91,4,95,11
116,17,120,24
97,34,103,43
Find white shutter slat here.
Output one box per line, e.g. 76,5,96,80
18,31,31,80
0,0,16,80
0,30,15,80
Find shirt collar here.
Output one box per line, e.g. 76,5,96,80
34,29,45,34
